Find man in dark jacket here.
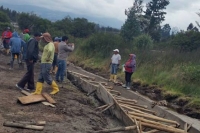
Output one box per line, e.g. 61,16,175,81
16,33,41,91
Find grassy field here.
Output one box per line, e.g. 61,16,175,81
68,42,200,108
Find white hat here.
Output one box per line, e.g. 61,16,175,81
113,49,119,52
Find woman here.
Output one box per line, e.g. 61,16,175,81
122,54,136,89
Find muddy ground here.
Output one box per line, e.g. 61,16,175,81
0,51,124,133
71,61,200,120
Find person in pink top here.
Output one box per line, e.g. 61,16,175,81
122,54,136,89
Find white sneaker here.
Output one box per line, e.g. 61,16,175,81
126,87,130,90
16,84,23,90
122,84,126,88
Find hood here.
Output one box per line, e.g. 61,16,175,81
129,54,136,60
12,32,19,37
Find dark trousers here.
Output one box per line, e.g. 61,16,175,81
17,61,35,90
125,71,133,82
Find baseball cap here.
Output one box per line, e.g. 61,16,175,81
113,49,119,52
34,32,42,37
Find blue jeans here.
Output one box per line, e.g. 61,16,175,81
56,59,66,82
111,64,118,74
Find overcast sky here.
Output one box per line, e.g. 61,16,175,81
1,0,200,30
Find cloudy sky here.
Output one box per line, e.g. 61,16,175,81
1,0,200,30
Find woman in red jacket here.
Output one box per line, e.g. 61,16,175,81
122,54,136,89
1,27,12,55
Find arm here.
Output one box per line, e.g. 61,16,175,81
64,44,74,52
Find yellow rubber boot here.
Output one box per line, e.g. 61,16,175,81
109,74,114,82
32,82,43,95
50,80,59,95
113,75,117,83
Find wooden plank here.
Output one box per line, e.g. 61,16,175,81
3,121,44,131
21,90,56,108
18,95,46,105
42,93,56,104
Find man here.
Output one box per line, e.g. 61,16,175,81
16,33,41,91
9,31,25,70
23,29,31,43
1,27,12,55
56,36,74,83
50,37,59,74
32,32,59,95
109,49,121,83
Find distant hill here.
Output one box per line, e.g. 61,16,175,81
1,3,123,29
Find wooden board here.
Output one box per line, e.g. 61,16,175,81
18,95,46,105
42,93,56,104
21,90,56,108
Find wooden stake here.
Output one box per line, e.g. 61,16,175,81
134,118,141,133
42,93,56,104
121,105,150,115
128,112,179,126
95,104,109,110
117,100,148,109
101,103,114,113
3,121,44,131
115,97,137,103
94,126,136,133
119,103,156,115
141,122,186,133
7,121,46,126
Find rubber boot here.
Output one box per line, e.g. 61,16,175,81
109,74,114,82
32,82,43,95
50,80,59,95
122,82,127,88
10,60,13,69
113,75,117,83
6,49,10,55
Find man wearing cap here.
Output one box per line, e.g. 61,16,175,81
16,32,41,91
1,27,12,55
109,49,121,83
32,32,59,95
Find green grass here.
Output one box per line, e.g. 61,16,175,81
69,41,200,108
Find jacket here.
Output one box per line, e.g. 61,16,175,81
124,54,136,73
9,32,25,53
26,38,39,62
41,42,55,63
58,41,74,60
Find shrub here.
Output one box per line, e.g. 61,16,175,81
133,34,153,50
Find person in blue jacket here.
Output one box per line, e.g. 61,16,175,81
9,32,25,70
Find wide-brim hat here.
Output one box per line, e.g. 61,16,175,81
41,32,52,42
113,49,119,52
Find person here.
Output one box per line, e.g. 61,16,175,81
1,27,12,55
32,32,59,95
50,37,59,74
23,29,31,43
16,33,41,91
109,49,121,83
9,31,25,69
122,54,136,89
56,36,74,83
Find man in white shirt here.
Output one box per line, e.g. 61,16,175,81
109,49,121,83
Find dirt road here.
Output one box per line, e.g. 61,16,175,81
0,51,123,133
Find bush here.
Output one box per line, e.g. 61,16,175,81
133,34,153,50
80,33,125,58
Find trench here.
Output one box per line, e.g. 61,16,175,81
67,63,200,133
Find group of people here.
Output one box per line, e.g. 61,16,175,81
1,27,74,95
109,49,136,89
1,26,136,94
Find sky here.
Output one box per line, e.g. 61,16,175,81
1,0,200,30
